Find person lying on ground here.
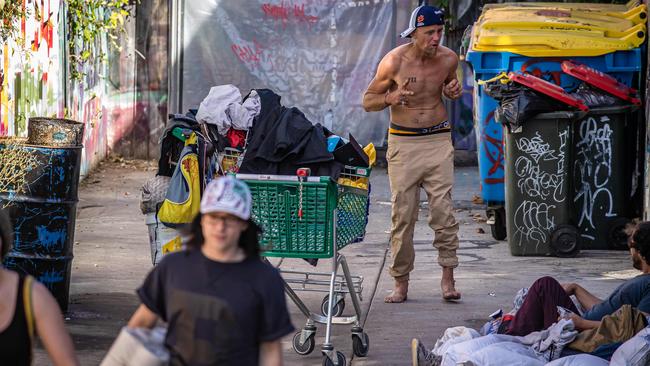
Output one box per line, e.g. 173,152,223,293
504,220,650,336
127,176,294,366
0,210,80,366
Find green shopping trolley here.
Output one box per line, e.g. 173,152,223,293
237,166,371,366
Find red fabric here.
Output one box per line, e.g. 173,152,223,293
226,129,247,148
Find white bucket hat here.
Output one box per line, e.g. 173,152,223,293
200,176,252,220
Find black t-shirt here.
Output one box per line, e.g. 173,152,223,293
137,249,294,366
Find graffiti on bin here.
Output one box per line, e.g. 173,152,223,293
514,131,567,203
512,129,568,249
483,111,504,185
574,115,615,239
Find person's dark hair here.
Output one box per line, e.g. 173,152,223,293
625,220,650,266
0,209,13,260
185,213,262,258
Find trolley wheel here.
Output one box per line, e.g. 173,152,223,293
550,224,580,258
322,351,346,366
321,295,345,317
490,207,507,241
352,331,370,357
607,217,631,250
292,331,315,356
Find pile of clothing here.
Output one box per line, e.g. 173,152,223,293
140,85,374,229
425,292,650,366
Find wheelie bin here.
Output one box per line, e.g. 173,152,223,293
465,2,643,241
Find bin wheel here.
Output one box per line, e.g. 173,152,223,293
323,351,346,366
321,295,345,317
490,208,507,241
292,331,315,355
550,225,580,258
352,331,370,357
607,217,631,251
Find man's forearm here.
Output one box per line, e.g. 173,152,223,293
363,92,389,112
574,285,602,311
575,318,601,331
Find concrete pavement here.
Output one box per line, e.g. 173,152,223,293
33,159,634,365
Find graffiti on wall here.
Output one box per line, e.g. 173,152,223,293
0,0,64,137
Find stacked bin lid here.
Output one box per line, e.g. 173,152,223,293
471,2,647,56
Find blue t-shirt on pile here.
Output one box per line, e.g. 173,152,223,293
584,273,650,321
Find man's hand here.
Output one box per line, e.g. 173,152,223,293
385,79,414,107
566,313,600,331
562,283,577,296
443,79,462,100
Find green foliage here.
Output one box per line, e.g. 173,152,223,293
65,0,136,81
0,0,29,43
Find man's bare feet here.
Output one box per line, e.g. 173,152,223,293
441,267,461,301
384,278,409,303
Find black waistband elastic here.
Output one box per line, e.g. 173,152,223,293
389,121,451,136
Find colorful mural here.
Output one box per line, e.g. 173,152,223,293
0,0,64,137
0,1,167,178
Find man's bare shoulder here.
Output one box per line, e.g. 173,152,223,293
379,45,409,74
438,46,459,64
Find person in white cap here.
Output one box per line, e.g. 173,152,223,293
126,176,294,366
362,4,463,303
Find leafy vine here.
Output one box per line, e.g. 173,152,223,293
66,0,136,80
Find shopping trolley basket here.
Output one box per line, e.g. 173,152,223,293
237,167,371,366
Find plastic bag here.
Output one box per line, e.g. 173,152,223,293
483,81,564,132
140,176,171,215
465,342,544,366
432,326,480,357
545,354,609,366
610,327,650,366
440,334,520,366
570,83,620,108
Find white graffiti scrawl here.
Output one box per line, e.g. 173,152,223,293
574,116,615,230
512,130,568,248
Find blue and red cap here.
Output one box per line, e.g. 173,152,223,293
400,5,445,38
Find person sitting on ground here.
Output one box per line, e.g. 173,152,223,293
504,220,650,336
0,210,79,366
127,176,294,366
410,221,650,366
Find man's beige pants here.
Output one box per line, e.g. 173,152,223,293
387,132,459,281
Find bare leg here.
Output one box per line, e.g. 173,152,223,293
384,278,409,303
441,267,461,301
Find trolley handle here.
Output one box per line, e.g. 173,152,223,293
235,173,328,183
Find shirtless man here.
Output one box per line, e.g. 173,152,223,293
362,5,462,303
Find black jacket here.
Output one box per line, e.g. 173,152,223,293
239,89,342,179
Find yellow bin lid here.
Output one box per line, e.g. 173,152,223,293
472,2,646,56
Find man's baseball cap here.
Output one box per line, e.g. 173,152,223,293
200,176,252,220
400,5,445,38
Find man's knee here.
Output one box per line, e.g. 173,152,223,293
532,276,560,290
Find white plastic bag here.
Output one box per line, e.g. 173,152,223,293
100,326,169,366
610,327,650,366
545,354,608,366
466,342,544,366
441,334,519,366
432,326,480,356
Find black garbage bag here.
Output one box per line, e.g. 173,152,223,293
570,83,621,108
484,81,565,132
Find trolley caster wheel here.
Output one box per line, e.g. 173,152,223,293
489,207,507,241
322,351,346,366
352,331,370,357
550,224,580,258
321,295,345,317
292,331,315,355
607,217,631,250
